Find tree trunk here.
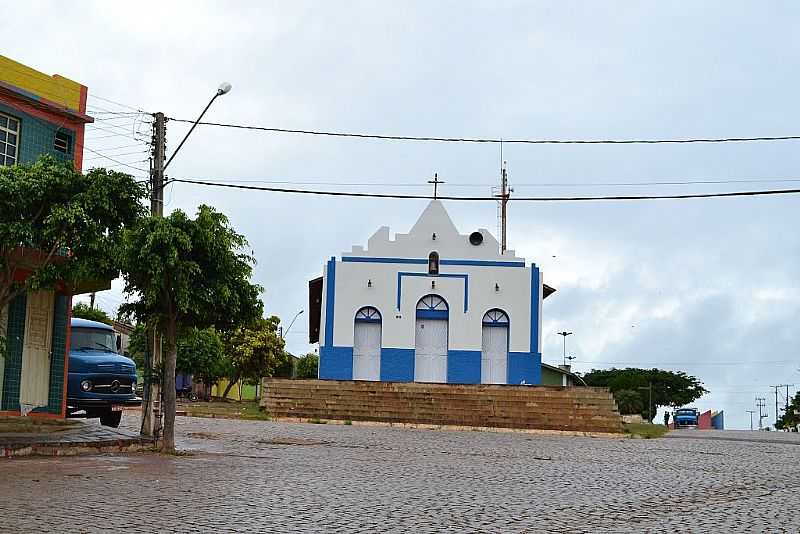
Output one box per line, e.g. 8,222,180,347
161,315,178,453
222,374,239,400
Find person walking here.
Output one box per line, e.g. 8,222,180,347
663,411,670,427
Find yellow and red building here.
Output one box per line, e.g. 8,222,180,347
0,56,97,418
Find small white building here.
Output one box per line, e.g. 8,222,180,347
308,200,554,385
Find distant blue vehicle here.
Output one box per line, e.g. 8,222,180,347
674,407,699,428
67,318,141,427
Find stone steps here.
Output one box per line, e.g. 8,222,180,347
262,379,624,434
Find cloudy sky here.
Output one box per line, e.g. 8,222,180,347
9,2,800,429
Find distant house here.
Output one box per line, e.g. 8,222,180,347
0,56,101,418
541,363,585,387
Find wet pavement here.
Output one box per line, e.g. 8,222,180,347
0,418,150,457
1,414,799,533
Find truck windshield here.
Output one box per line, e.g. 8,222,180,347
71,328,116,352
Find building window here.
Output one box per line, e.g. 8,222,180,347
54,131,72,154
428,251,439,275
0,112,20,166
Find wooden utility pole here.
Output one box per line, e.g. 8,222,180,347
771,384,794,428
494,161,512,253
746,410,756,431
141,112,166,439
756,397,767,430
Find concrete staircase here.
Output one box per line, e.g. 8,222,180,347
261,379,624,434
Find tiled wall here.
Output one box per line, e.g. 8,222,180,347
44,294,68,414
0,101,75,166
1,294,26,411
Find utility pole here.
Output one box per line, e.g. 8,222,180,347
494,161,513,253
756,397,767,431
771,384,794,429
746,410,756,431
141,112,166,439
89,292,96,309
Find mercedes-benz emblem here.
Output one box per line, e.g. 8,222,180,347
110,380,120,393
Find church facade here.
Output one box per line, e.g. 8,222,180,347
309,200,554,385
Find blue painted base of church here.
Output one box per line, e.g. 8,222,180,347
319,346,541,385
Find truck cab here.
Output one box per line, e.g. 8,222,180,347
66,318,141,427
674,407,700,428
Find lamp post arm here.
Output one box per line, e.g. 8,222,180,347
164,92,220,171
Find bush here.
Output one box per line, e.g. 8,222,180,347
72,302,113,325
295,353,318,379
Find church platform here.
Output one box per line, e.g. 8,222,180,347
261,379,624,434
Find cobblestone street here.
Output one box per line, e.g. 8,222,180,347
1,415,799,533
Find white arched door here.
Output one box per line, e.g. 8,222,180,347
481,309,508,384
353,307,381,381
414,295,448,383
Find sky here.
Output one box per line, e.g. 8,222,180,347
6,1,800,429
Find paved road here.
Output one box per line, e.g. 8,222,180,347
1,416,798,533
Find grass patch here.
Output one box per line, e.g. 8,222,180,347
344,420,352,426
624,423,669,439
177,401,271,421
308,418,327,424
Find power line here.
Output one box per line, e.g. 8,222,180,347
166,117,800,145
186,176,800,189
167,178,800,202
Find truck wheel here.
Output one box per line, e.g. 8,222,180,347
100,410,123,428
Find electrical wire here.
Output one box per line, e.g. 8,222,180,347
188,177,800,188
166,117,800,145
167,178,800,202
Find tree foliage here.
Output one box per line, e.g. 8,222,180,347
71,302,113,325
0,156,146,312
176,328,229,388
120,205,263,451
583,367,708,422
295,353,319,379
223,316,286,397
613,389,644,416
777,392,800,430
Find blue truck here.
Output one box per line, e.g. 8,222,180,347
66,318,142,427
674,407,700,428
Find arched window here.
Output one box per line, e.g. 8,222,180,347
353,306,381,381
428,251,439,275
355,306,381,323
482,309,509,326
416,294,448,313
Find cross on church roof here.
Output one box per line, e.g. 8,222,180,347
427,173,445,199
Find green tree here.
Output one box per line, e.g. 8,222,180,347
120,205,262,452
583,368,708,422
223,316,286,398
777,392,800,430
0,156,145,348
71,302,113,325
295,353,319,379
613,389,644,416
176,328,229,392
0,156,146,315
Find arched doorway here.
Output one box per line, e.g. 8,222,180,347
353,306,381,381
481,309,509,384
414,295,448,383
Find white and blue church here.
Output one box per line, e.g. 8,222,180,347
307,200,554,385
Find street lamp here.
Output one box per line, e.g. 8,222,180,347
164,81,232,171
282,310,304,339
557,331,573,366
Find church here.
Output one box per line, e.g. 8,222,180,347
308,200,555,385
